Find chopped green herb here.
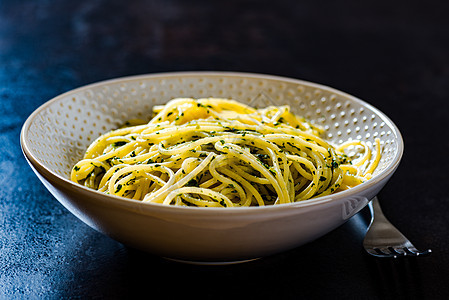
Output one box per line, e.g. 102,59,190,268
331,160,339,169
112,141,127,147
186,179,199,187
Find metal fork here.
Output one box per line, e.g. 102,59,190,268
363,197,432,258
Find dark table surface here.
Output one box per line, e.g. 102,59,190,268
2,0,449,298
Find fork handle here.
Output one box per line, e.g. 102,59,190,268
369,197,389,223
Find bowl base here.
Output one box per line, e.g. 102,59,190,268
164,257,261,265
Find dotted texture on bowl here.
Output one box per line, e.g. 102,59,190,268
25,74,399,179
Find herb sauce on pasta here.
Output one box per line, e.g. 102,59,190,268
71,98,381,207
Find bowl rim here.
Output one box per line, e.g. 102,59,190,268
20,71,404,213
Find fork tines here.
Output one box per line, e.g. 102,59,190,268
366,247,432,258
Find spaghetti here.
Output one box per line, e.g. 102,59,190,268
71,98,382,207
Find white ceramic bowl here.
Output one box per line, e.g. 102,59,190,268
21,72,403,264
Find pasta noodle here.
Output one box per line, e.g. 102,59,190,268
71,98,382,207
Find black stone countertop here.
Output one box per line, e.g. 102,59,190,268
2,0,449,298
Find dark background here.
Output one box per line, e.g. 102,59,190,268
1,0,449,298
